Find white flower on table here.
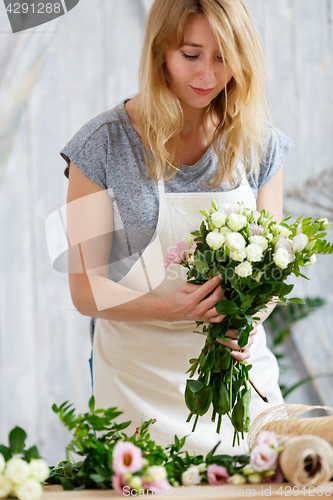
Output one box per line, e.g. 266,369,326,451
14,478,43,500
181,465,202,486
145,466,167,482
4,458,30,485
235,261,252,278
246,243,263,262
227,213,247,232
29,459,50,483
0,454,5,475
211,211,227,228
0,474,12,498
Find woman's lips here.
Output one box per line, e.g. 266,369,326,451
190,86,215,95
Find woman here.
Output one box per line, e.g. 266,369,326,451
61,0,293,454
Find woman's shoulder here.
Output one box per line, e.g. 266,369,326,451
62,102,131,155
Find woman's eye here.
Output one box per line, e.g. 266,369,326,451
181,52,199,60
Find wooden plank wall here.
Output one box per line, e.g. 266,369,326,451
0,0,332,465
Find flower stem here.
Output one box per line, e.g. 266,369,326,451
229,363,233,412
248,377,269,403
217,413,222,434
192,414,199,432
212,409,216,422
186,412,194,423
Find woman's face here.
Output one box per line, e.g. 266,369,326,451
165,15,232,111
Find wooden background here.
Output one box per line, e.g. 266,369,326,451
0,0,332,465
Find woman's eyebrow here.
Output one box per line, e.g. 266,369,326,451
182,42,203,47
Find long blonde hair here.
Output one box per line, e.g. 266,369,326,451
137,0,271,187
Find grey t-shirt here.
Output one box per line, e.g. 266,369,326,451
61,101,293,282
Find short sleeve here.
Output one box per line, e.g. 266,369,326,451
60,121,109,189
248,124,293,198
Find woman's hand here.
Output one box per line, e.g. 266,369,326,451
158,274,226,323
217,327,257,361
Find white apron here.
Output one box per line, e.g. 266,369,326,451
93,174,283,455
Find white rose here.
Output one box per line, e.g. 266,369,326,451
272,224,291,238
246,244,263,262
14,479,43,500
206,232,225,250
5,458,30,485
0,454,5,474
211,211,227,228
219,227,232,236
230,249,246,261
227,213,247,232
235,261,252,278
181,466,201,486
292,234,309,253
226,232,246,251
29,460,50,483
249,235,268,250
273,248,294,269
0,475,12,498
145,466,167,482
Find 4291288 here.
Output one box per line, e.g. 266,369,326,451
275,486,331,496
5,3,62,14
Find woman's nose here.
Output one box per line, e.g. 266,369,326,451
197,57,215,82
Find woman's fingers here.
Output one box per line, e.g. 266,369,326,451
217,327,258,360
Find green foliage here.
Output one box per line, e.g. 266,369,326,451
0,427,42,463
48,398,250,490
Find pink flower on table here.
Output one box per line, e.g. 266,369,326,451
165,240,189,267
265,466,284,484
207,464,230,485
250,444,278,472
142,478,173,494
112,441,144,475
112,472,128,495
255,430,279,448
249,223,264,237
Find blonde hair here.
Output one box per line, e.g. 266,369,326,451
137,0,271,187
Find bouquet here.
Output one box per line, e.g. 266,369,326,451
165,200,333,445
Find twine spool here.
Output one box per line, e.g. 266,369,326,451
261,417,333,447
278,435,333,487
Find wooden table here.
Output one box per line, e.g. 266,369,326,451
43,483,332,499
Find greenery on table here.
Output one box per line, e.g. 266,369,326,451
47,397,249,491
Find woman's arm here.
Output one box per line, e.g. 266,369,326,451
67,162,225,323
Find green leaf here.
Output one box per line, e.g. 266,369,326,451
213,344,231,372
199,344,215,372
185,382,213,416
231,389,251,433
24,446,40,461
215,300,238,315
0,445,12,461
194,255,210,275
88,396,95,412
213,378,230,415
288,298,305,304
186,379,205,393
9,427,27,454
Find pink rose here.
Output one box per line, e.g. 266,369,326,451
207,464,230,485
142,479,173,494
249,224,264,237
112,473,128,495
250,444,278,472
255,430,279,448
112,441,144,475
165,240,188,268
